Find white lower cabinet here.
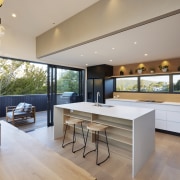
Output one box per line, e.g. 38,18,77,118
155,110,166,130
166,111,180,133
106,99,180,133
155,119,166,130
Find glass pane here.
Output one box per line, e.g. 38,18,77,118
116,77,138,91
140,75,169,92
57,69,79,94
173,74,180,92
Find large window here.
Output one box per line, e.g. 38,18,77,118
116,77,138,91
173,74,180,92
57,69,80,94
140,75,169,92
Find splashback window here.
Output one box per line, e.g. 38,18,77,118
140,75,169,92
116,77,138,91
173,74,180,93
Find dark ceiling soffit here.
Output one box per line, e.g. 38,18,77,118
39,9,180,59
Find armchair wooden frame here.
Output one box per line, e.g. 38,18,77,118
6,106,36,124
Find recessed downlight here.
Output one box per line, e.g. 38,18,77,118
144,53,148,56
80,54,84,57
109,59,112,62
112,47,115,50
12,13,17,18
134,41,137,45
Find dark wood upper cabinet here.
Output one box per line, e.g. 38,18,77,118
87,64,113,79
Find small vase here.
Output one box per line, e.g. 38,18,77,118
162,68,168,72
137,69,142,74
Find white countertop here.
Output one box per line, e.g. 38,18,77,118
107,98,180,106
55,102,154,121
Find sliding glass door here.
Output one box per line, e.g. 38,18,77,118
47,65,85,126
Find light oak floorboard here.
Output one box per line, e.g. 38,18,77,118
29,127,180,180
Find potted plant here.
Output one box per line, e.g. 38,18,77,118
129,69,133,74
120,70,124,75
136,67,146,74
159,65,168,72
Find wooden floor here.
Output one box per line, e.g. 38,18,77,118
28,127,180,180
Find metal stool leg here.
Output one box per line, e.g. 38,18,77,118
96,129,110,165
72,122,85,153
62,122,85,153
105,130,110,158
62,124,68,148
83,129,89,157
72,124,76,153
96,131,99,165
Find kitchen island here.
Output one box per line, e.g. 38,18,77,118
54,102,155,177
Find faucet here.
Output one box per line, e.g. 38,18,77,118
96,91,100,106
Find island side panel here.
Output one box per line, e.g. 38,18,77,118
133,110,155,177
54,106,64,139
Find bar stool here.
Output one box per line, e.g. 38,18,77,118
62,118,85,153
83,122,110,165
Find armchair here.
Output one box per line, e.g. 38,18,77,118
6,102,36,124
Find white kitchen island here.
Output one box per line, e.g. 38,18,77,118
54,102,155,177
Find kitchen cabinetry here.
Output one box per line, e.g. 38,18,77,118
87,79,113,103
87,64,113,79
87,64,113,103
106,99,180,134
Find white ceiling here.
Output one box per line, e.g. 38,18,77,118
0,0,180,68
41,13,180,68
0,0,100,37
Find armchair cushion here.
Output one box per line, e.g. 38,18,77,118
14,102,32,112
24,103,32,112
15,103,25,112
6,111,27,119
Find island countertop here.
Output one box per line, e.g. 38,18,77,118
55,102,154,121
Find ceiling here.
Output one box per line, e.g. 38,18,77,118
0,0,100,37
0,0,180,68
41,13,180,68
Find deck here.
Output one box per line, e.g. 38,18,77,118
0,111,47,132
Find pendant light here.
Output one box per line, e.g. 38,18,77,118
0,18,5,37
0,0,4,7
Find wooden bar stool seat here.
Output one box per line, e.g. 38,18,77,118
83,122,110,165
62,118,85,153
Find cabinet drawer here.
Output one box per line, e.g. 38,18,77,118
166,111,180,123
155,119,166,130
155,110,166,120
166,122,180,133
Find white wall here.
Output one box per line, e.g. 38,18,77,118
0,27,39,62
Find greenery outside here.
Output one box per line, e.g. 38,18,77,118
173,74,180,92
116,77,138,91
0,59,47,95
0,59,80,96
57,69,79,94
